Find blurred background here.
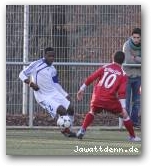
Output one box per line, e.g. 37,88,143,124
6,5,141,127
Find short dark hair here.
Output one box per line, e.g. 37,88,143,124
113,51,125,64
132,28,141,36
44,47,54,54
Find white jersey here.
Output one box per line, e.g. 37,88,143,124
19,58,68,103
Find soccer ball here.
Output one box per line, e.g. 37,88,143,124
57,115,71,129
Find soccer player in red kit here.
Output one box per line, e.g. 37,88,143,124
76,51,141,141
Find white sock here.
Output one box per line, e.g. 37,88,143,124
119,117,123,129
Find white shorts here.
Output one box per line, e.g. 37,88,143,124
39,93,70,118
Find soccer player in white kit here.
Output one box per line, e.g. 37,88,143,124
19,47,76,137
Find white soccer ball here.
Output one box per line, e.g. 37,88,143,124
57,115,71,129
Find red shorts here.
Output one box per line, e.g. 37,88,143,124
90,99,123,114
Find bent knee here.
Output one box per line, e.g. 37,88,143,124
67,104,74,115
119,108,129,119
57,105,67,116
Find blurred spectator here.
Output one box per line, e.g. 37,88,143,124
119,28,141,128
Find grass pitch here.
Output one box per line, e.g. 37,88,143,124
6,128,141,156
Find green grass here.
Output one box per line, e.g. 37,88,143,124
6,128,141,156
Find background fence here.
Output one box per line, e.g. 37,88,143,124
6,5,141,126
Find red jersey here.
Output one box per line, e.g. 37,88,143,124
84,63,127,110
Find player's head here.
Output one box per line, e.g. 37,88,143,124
131,28,141,45
113,51,125,65
44,47,55,65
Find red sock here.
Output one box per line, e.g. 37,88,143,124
82,113,94,130
123,118,135,137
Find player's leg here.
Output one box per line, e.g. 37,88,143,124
39,100,58,119
76,106,100,139
56,105,67,116
39,98,76,137
56,105,76,137
66,104,74,127
119,80,131,130
58,95,75,128
81,109,95,130
76,110,94,139
56,96,76,137
106,100,141,142
120,108,141,142
39,97,68,118
118,117,124,129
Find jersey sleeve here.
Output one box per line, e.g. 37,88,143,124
85,67,103,86
19,60,38,82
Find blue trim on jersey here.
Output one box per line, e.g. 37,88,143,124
52,74,58,83
24,59,43,76
37,61,45,67
35,66,49,84
23,71,28,77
